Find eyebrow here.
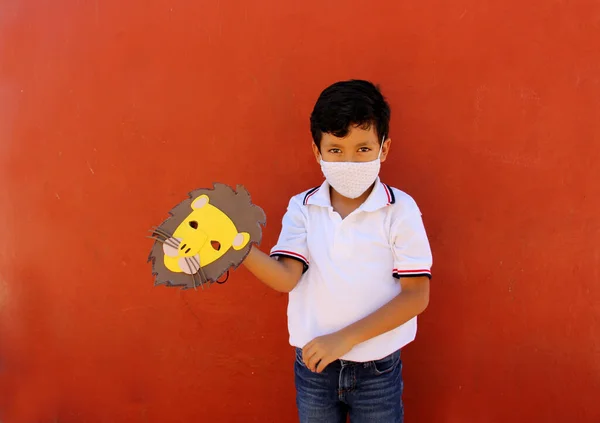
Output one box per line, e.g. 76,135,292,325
325,141,373,148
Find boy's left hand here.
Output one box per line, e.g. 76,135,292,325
302,331,354,373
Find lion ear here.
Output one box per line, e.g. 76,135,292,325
232,232,250,250
192,195,209,210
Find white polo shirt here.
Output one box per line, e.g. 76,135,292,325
270,177,433,362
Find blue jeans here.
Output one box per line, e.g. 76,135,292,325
294,347,404,423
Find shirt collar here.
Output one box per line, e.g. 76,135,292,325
303,177,395,211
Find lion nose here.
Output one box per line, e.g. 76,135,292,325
180,243,193,255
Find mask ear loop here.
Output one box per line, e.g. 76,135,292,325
377,134,386,159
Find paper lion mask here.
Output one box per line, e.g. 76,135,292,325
147,183,266,290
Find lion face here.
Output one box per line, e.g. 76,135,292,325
148,183,266,290
162,194,250,273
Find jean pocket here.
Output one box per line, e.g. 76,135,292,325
295,348,307,368
372,350,401,376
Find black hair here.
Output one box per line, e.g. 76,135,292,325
310,79,391,149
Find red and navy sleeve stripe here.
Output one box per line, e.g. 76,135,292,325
270,250,309,273
392,268,431,279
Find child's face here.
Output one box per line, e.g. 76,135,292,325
312,125,391,164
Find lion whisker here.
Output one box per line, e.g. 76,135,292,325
190,257,205,291
148,228,181,249
147,235,171,245
146,236,179,250
190,255,206,289
150,227,179,244
151,225,172,234
147,230,170,241
183,257,198,291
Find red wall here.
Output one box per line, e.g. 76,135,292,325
1,1,599,422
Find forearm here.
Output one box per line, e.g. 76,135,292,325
340,277,430,347
242,246,303,293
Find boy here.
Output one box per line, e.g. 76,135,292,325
243,79,433,423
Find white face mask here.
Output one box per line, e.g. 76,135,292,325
319,136,384,199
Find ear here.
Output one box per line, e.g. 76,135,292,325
192,195,209,210
232,232,250,250
380,138,392,163
311,142,321,165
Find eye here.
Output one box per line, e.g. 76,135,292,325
328,148,342,154
189,221,198,229
359,147,371,152
210,240,221,251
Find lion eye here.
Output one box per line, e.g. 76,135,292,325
189,221,198,229
210,240,221,251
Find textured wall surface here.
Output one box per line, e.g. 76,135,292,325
1,1,599,422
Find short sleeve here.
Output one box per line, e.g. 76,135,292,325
270,196,309,272
391,202,433,279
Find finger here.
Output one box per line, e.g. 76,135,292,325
307,350,322,372
302,340,315,354
315,356,333,373
306,350,317,371
302,344,317,368
302,348,315,369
